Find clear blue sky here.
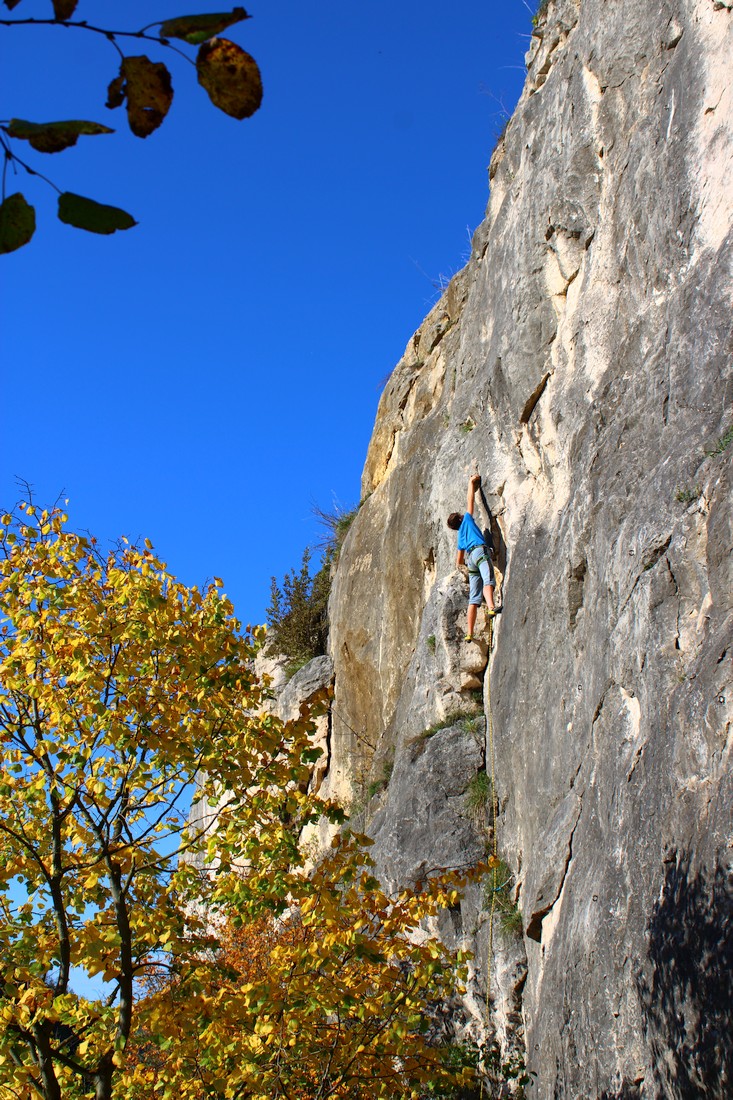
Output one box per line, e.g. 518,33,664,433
2,0,532,626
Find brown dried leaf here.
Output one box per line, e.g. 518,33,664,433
121,56,174,138
196,37,262,120
52,0,78,17
106,75,126,110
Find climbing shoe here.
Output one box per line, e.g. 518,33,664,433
464,633,475,642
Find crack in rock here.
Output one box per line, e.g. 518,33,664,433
526,798,583,943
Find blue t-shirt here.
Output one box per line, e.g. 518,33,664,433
457,513,485,552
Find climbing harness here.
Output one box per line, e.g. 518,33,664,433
467,545,491,574
481,615,499,1099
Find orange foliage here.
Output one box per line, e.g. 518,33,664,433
124,835,485,1100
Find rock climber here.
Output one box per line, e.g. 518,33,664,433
446,473,497,642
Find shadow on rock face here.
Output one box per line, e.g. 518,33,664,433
637,853,733,1100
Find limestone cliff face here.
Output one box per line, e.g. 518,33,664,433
320,0,733,1095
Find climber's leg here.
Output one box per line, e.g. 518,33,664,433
466,561,484,639
467,601,478,638
477,557,496,612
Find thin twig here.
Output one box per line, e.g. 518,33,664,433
0,17,196,67
0,133,62,194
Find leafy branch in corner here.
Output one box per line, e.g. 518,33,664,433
0,2,262,253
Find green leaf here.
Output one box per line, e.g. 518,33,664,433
196,37,262,119
52,0,78,17
5,118,115,154
0,193,36,254
160,8,250,45
301,747,324,764
107,57,174,138
57,193,137,235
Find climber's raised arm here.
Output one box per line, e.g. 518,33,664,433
466,473,481,516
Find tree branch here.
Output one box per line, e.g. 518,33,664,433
0,17,195,66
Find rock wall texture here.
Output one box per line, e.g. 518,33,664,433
314,0,733,1096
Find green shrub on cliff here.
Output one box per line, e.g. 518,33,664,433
266,504,358,671
266,545,330,672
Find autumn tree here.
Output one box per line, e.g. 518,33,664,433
0,2,263,253
0,502,484,1100
0,501,333,1099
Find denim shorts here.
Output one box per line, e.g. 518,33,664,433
467,545,495,604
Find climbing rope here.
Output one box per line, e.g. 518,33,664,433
481,614,498,1098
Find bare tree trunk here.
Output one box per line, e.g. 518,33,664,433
31,1024,62,1100
90,856,134,1100
94,1051,115,1100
